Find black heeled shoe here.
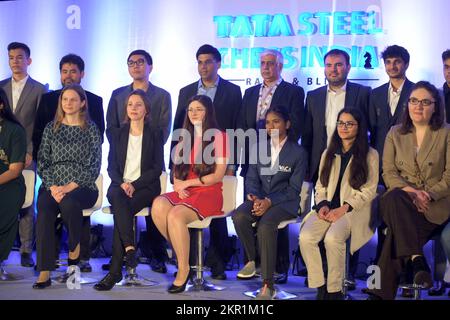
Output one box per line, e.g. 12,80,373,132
412,256,432,289
32,278,51,289
93,273,123,291
168,271,191,294
428,281,448,296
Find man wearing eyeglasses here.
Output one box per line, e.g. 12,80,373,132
170,44,242,280
106,50,172,144
368,45,414,176
106,49,171,274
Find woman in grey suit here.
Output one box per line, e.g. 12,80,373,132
366,81,450,300
299,108,379,300
232,105,308,300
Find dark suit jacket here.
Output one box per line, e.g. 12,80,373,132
106,83,172,144
0,76,47,155
302,81,371,181
238,80,305,177
368,79,414,163
32,89,104,160
382,124,450,225
245,139,308,214
170,76,242,169
107,123,164,193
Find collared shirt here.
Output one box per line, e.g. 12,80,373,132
197,76,219,102
388,79,405,116
11,75,29,112
325,82,347,146
256,78,283,123
270,136,287,169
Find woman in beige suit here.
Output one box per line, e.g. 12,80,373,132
299,108,379,300
366,81,450,300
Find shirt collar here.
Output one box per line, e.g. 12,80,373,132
327,81,347,94
271,136,288,150
263,77,282,89
389,79,405,94
198,76,220,89
12,75,29,86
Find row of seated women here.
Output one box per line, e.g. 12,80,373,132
1,81,449,300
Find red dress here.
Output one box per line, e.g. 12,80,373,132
162,131,229,219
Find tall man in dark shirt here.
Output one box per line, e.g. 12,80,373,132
171,44,242,279
106,49,171,273
32,54,104,273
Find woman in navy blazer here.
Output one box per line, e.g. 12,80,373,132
232,105,308,300
94,89,164,291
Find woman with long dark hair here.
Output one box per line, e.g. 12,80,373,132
151,95,228,293
0,88,26,275
94,89,163,291
33,84,101,289
366,81,450,300
299,107,379,300
232,105,307,300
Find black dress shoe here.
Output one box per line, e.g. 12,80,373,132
274,272,288,284
32,278,51,289
428,281,448,296
168,271,191,294
94,273,123,291
78,260,92,273
211,272,227,280
316,285,327,300
412,256,432,288
366,293,383,300
326,291,344,300
21,253,35,268
151,260,167,274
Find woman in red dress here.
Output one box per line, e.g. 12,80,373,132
151,94,228,294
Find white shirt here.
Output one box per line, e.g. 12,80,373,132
11,75,29,112
123,133,143,183
270,136,288,169
388,80,405,116
325,82,347,146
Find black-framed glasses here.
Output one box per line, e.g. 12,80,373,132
408,97,435,106
336,121,357,129
127,58,145,67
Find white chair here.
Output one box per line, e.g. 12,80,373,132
244,181,313,300
101,172,168,287
22,169,36,208
0,170,36,281
53,174,103,285
186,176,238,292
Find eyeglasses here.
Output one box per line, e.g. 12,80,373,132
127,59,146,67
336,121,357,129
408,97,435,106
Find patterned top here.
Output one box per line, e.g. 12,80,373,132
37,121,102,191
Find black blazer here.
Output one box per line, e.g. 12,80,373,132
32,89,104,160
368,79,414,163
107,123,164,192
302,81,371,181
170,76,242,169
238,80,306,177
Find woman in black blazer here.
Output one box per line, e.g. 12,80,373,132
94,89,164,291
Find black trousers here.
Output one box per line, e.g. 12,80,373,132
36,187,97,271
107,186,160,275
232,201,296,281
368,188,440,299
